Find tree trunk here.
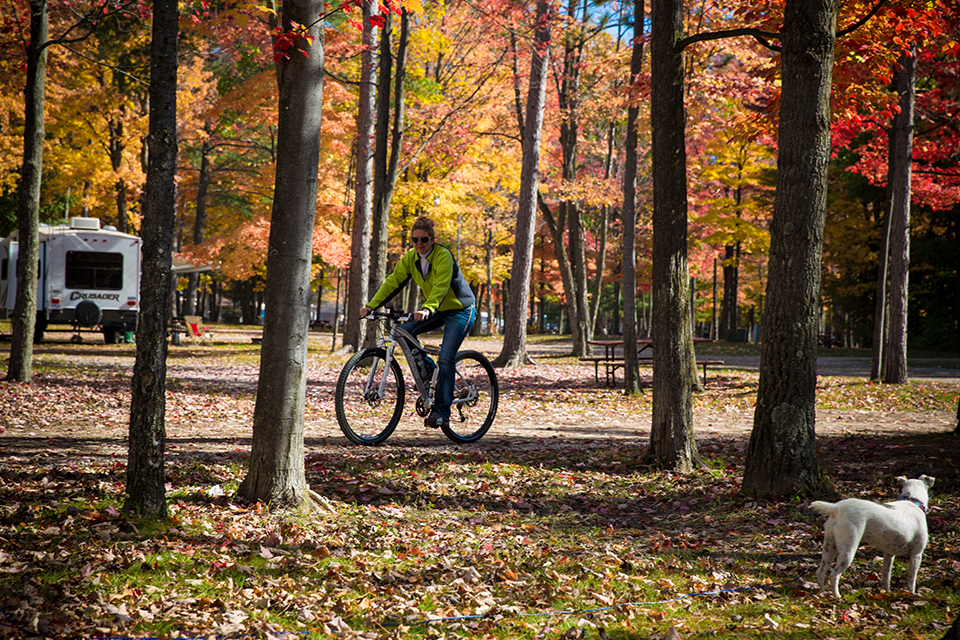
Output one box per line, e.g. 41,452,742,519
882,46,915,385
109,116,129,234
648,0,699,470
870,134,894,380
6,0,47,384
125,0,179,517
554,2,592,356
236,0,325,510
621,0,645,395
492,0,551,369
184,138,211,317
342,0,377,352
367,9,409,350
742,0,838,498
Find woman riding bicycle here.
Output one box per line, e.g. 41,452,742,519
360,216,476,429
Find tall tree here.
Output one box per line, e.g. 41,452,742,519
881,46,916,384
236,0,325,509
493,0,551,369
647,0,700,470
621,0,645,395
342,2,377,352
742,0,839,498
125,0,179,517
367,7,409,339
5,0,47,384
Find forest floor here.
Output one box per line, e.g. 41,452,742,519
1,328,958,639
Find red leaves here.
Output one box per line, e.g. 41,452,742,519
272,22,315,63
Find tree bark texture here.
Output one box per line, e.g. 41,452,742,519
870,133,894,380
367,10,409,348
184,138,211,316
743,0,838,498
493,0,551,369
648,0,699,470
6,0,48,383
126,0,179,517
621,0,646,395
236,0,325,509
342,0,377,351
882,46,915,385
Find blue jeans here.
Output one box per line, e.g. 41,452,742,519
400,305,476,420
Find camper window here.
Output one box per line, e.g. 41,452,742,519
66,251,124,290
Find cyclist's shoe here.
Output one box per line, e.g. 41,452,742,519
424,412,446,428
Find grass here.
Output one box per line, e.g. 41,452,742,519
0,327,958,639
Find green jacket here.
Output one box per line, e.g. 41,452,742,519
368,245,475,316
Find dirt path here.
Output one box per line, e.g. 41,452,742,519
3,329,956,463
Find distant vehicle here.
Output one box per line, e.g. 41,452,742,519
0,217,140,343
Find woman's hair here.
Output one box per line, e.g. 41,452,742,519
411,216,436,238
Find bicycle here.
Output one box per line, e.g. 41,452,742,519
334,306,499,445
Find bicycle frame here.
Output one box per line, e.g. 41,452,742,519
365,310,478,409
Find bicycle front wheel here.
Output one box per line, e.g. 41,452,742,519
335,348,405,445
441,350,499,444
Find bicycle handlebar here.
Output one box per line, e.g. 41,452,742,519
363,307,413,322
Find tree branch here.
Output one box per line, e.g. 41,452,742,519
836,0,886,38
678,28,781,52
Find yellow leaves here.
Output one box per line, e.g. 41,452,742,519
400,0,424,15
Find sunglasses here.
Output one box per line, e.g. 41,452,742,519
411,236,432,244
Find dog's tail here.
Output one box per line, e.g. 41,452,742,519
809,500,839,517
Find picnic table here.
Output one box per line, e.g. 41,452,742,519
581,338,721,387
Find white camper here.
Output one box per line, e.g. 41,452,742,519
0,217,140,343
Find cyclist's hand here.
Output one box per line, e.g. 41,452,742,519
413,309,429,321
360,307,371,318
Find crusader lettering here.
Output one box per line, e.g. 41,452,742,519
70,291,120,302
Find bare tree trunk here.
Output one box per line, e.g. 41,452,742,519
621,0,645,395
342,1,377,352
184,138,211,316
366,10,410,348
109,115,129,234
870,135,894,380
126,0,179,517
6,0,47,383
882,46,915,385
492,0,551,369
236,0,325,510
648,0,699,470
743,0,838,498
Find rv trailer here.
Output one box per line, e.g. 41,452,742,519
0,217,140,343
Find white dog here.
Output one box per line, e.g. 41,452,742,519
810,475,935,597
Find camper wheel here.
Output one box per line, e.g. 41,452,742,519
103,327,119,344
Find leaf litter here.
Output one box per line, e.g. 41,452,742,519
0,338,957,639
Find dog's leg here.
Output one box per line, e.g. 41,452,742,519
905,551,923,593
827,522,861,598
816,531,836,590
881,555,894,591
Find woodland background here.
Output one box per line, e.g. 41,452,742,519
1,0,957,351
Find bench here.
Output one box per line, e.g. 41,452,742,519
580,356,724,387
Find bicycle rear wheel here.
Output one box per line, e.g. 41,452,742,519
441,350,498,444
335,348,405,445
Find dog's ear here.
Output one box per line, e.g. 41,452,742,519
920,475,935,488
896,476,908,487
